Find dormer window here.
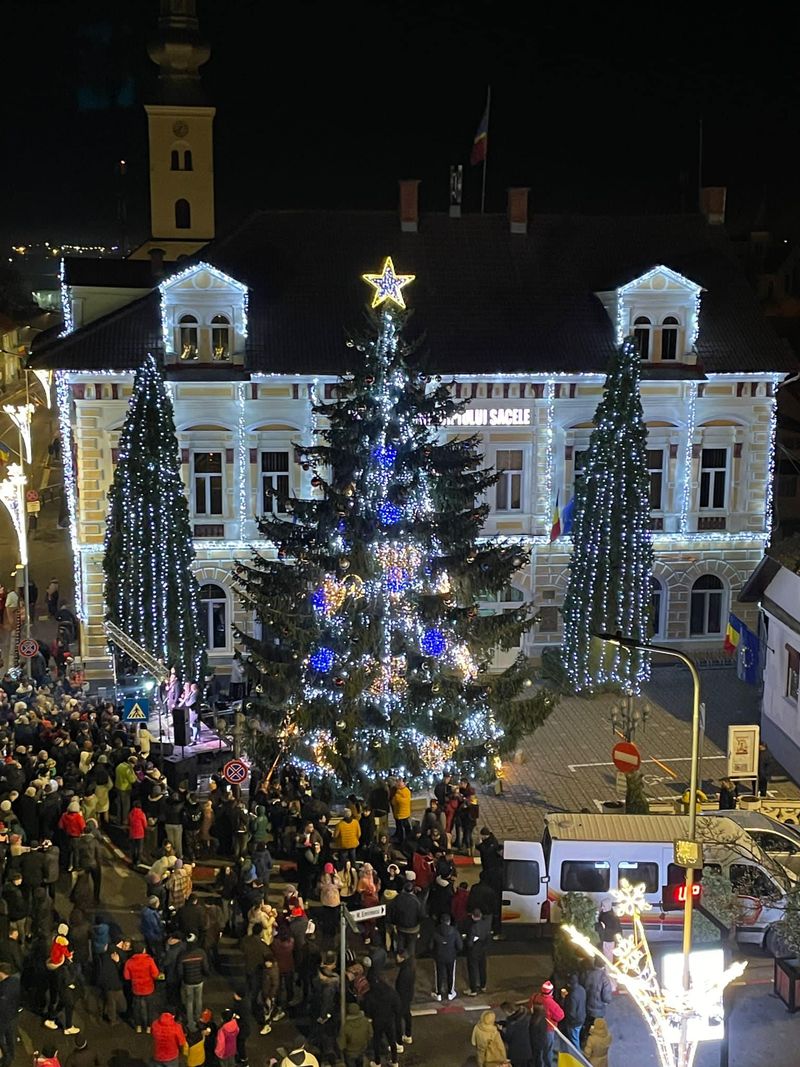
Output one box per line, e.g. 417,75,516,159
634,316,651,359
179,314,199,360
211,314,231,361
661,316,679,359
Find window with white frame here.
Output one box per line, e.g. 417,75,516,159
647,448,664,511
193,451,223,515
199,583,228,650
787,645,800,702
495,449,523,511
261,450,291,514
211,314,231,360
650,576,665,638
634,316,651,359
661,316,680,359
699,448,728,510
179,314,199,360
690,575,725,636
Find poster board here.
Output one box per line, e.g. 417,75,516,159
727,724,759,779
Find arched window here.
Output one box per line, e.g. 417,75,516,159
184,150,193,171
211,314,231,360
690,575,725,636
634,316,651,359
650,576,665,638
175,198,191,229
170,149,180,171
179,314,198,360
661,316,680,360
199,583,228,650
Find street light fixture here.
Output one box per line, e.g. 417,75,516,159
32,369,53,409
3,403,34,464
594,630,702,1067
0,463,32,675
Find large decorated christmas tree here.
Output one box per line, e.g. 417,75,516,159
561,337,654,693
103,353,206,682
236,259,554,784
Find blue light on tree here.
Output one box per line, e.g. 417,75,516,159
311,587,328,614
385,567,409,594
421,628,446,657
378,501,403,525
309,647,335,673
373,445,397,469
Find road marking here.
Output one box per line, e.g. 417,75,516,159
569,755,726,772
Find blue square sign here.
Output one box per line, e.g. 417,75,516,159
122,697,150,723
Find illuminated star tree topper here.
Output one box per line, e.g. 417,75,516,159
361,255,416,309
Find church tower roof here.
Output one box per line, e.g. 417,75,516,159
147,0,211,106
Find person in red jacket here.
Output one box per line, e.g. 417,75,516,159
123,943,161,1033
529,980,565,1030
58,801,86,871
214,1008,239,1067
411,846,435,890
152,1010,186,1067
128,801,148,865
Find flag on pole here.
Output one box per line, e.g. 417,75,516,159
0,441,9,463
470,95,489,165
561,496,576,537
723,613,742,654
549,493,561,542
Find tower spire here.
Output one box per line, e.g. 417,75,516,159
147,0,211,106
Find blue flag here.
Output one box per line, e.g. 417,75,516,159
561,496,576,537
736,623,761,686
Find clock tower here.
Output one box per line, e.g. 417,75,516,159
130,0,216,262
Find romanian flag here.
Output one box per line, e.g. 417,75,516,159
0,441,9,464
470,94,489,165
549,493,561,542
724,613,742,654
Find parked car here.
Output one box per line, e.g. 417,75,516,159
705,809,800,875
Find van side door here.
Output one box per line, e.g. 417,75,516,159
502,840,548,925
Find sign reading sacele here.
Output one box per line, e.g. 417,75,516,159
444,407,532,427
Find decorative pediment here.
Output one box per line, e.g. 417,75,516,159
160,262,247,296
159,261,248,364
618,264,703,296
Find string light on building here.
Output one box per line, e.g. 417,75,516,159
55,370,84,620
680,382,698,534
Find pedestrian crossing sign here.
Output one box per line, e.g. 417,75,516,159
122,697,150,722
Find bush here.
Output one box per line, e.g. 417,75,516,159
554,892,598,974
625,772,650,814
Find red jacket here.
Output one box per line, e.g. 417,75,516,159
59,810,86,838
152,1012,186,1063
412,850,435,889
123,951,160,995
128,807,148,840
529,991,565,1029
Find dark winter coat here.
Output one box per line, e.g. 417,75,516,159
394,957,415,1008
583,967,613,1017
563,975,587,1028
432,921,463,964
503,1009,533,1067
465,914,492,956
363,977,401,1024
388,888,424,931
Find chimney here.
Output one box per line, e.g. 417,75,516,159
149,247,165,280
701,186,726,226
507,187,529,235
399,179,420,232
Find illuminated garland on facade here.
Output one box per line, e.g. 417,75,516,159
680,382,698,534
237,381,248,531
55,370,84,620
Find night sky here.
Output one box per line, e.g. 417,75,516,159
4,1,800,251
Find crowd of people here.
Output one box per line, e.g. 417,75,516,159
0,670,622,1067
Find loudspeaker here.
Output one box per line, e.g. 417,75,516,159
172,707,189,748
165,755,198,790
150,740,173,757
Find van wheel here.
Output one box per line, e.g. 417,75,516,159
764,924,788,958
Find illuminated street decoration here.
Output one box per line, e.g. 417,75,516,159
362,256,415,309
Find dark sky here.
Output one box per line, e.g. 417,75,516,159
4,1,800,250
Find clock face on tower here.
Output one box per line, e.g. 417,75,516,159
172,120,189,138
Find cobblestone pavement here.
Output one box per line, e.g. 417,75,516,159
478,663,800,842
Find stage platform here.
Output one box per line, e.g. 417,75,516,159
152,722,231,788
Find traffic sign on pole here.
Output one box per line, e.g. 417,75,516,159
25,489,39,502
349,904,386,922
122,697,150,723
223,758,248,785
18,638,39,658
612,740,641,774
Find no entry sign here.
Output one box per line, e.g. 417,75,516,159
612,740,641,774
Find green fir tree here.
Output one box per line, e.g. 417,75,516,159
103,353,206,681
236,294,555,785
562,337,654,693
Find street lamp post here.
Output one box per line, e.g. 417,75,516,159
596,631,702,1067
0,463,31,676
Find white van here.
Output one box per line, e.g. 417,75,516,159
502,812,795,945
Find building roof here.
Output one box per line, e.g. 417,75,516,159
739,555,783,602
545,811,748,845
31,210,797,376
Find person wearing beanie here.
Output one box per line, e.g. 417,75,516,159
34,1042,61,1067
529,979,565,1030
318,862,342,938
140,898,166,962
337,1000,373,1065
